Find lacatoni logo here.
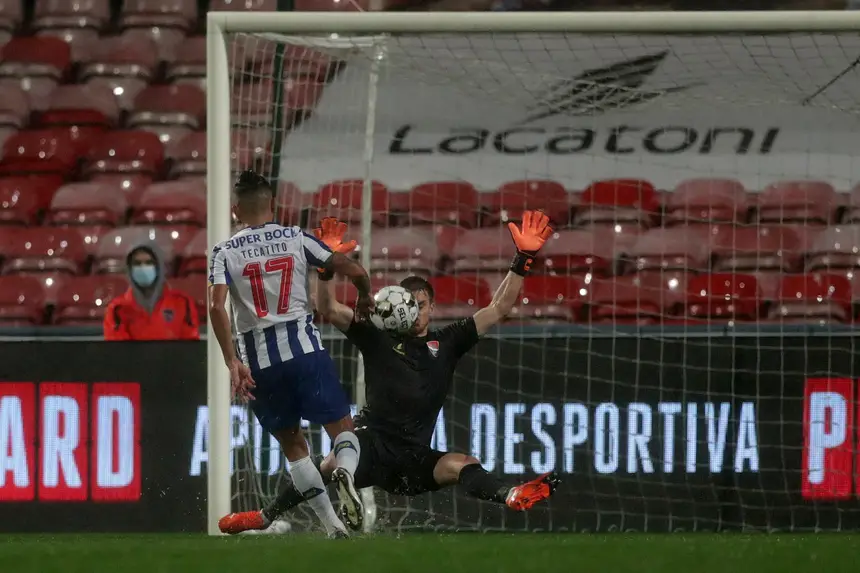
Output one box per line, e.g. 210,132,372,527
190,401,760,477
802,378,860,500
0,382,141,502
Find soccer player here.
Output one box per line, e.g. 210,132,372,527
209,171,373,537
219,211,559,535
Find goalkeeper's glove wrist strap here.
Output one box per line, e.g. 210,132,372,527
510,250,537,277
317,268,335,281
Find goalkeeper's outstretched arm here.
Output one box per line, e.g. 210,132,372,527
473,210,553,336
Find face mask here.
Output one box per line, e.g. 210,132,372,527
131,264,157,288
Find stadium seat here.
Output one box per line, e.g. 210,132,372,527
626,226,712,273
40,84,119,137
0,37,70,110
449,227,514,273
231,128,271,172
542,227,638,275
686,273,761,321
0,227,88,275
576,178,658,229
130,180,206,226
805,225,860,273
369,227,442,276
768,273,852,324
52,274,127,325
46,182,128,228
510,275,586,323
128,85,205,144
756,180,837,225
166,36,205,90
430,275,492,320
83,130,165,179
313,180,391,225
119,0,197,61
482,180,571,227
93,226,186,274
665,178,748,225
0,0,22,44
276,182,307,227
0,129,84,177
34,0,110,30
0,275,47,325
709,225,810,273
80,34,159,111
210,0,277,10
843,184,860,224
0,83,30,134
167,131,206,177
0,177,61,225
178,229,207,276
406,181,479,227
170,275,206,323
588,274,679,325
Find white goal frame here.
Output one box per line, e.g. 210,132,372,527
205,9,860,536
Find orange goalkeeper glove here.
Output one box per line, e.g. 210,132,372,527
313,217,357,281
507,210,553,276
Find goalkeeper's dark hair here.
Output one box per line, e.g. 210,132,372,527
233,169,275,212
400,276,434,302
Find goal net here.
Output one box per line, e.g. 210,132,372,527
212,12,860,534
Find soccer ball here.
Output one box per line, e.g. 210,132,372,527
370,286,419,333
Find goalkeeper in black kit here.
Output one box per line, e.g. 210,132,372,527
219,212,560,535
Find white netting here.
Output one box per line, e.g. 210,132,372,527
222,26,860,533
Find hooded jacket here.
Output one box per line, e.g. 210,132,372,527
103,240,200,341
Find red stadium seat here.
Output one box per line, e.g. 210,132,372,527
46,182,128,227
52,274,127,325
843,184,860,224
83,130,165,178
588,274,679,325
166,36,205,90
369,227,441,276
128,85,205,144
577,178,658,229
665,178,748,225
41,84,119,132
686,273,760,321
430,275,492,320
449,227,515,273
768,273,852,324
170,275,206,323
0,0,22,35
131,180,206,226
120,0,197,61
178,229,207,276
756,180,837,225
0,37,70,110
0,177,62,225
0,129,85,177
0,83,29,130
626,226,712,273
805,225,860,272
35,0,110,29
313,180,390,225
210,0,276,9
406,181,479,227
710,225,810,273
0,275,47,325
93,225,194,274
167,131,206,177
276,182,306,227
511,275,586,323
542,227,638,275
0,227,88,275
232,128,271,172
81,34,159,111
482,180,571,227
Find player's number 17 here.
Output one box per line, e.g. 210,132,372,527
242,255,294,318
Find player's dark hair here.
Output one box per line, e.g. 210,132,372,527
233,170,275,214
400,276,434,302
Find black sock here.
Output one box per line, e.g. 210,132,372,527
262,455,331,521
458,463,510,504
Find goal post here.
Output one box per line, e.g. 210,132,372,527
207,10,860,536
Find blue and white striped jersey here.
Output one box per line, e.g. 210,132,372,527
209,223,333,370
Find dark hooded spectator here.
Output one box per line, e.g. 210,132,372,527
103,241,200,341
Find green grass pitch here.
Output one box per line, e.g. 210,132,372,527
1,534,857,573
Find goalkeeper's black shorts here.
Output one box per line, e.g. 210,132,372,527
353,426,445,497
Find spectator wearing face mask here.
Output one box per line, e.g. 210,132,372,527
103,241,200,341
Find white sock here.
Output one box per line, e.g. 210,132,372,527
333,431,360,477
289,456,345,535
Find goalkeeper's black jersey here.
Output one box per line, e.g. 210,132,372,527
344,317,479,447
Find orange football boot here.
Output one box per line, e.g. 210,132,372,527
505,472,560,511
218,511,268,535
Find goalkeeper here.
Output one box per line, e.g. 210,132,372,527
219,211,559,535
